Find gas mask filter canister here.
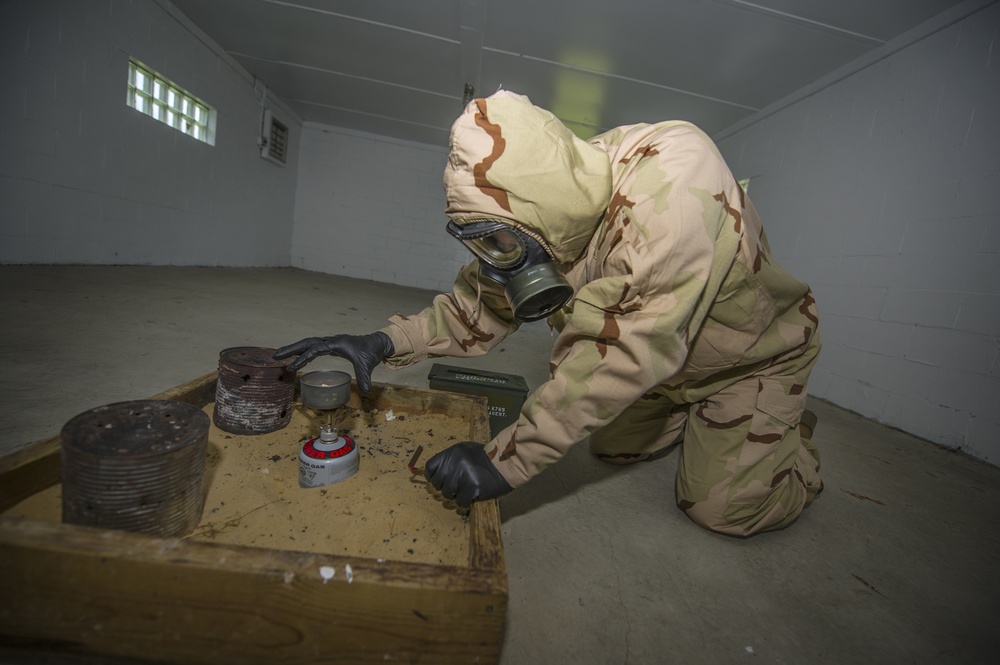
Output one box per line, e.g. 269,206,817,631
446,219,574,322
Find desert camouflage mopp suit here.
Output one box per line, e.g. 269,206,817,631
382,91,823,536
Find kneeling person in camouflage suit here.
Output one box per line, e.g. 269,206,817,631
277,91,823,537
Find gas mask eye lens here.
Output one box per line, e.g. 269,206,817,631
472,229,522,267
446,220,526,269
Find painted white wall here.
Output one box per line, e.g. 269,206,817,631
715,2,1000,463
291,123,470,293
0,0,300,266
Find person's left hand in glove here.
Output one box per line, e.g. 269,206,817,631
273,331,394,394
425,441,513,507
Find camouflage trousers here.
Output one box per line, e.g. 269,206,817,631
589,342,823,537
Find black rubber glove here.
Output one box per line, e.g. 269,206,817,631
425,441,513,507
274,331,394,394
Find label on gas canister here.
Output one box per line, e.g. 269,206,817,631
298,436,359,488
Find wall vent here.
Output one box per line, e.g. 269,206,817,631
260,110,288,165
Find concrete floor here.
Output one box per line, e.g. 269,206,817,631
1,265,999,664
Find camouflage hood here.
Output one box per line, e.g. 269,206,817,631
443,91,613,264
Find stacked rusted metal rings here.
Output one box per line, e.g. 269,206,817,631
60,400,209,537
213,346,296,435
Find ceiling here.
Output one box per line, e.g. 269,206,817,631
169,0,972,146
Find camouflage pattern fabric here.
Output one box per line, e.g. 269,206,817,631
381,91,823,536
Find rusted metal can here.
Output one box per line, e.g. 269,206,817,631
61,400,210,537
213,346,295,435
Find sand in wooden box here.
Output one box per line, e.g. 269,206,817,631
0,375,505,665
7,399,473,567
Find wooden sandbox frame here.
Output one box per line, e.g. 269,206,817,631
0,372,507,664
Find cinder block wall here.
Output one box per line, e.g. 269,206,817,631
0,0,300,266
715,3,1000,463
291,124,470,293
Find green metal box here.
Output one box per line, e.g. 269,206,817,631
427,364,529,439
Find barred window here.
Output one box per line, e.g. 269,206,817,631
126,59,216,145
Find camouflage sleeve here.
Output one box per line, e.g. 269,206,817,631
486,122,743,487
380,260,520,367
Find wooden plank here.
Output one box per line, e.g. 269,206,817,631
0,519,506,664
0,436,61,514
470,501,506,573
149,370,218,405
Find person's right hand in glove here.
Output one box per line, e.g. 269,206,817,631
274,331,394,394
425,441,513,507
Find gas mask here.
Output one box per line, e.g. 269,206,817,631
446,219,574,322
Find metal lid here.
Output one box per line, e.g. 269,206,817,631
219,346,295,369
61,400,210,458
